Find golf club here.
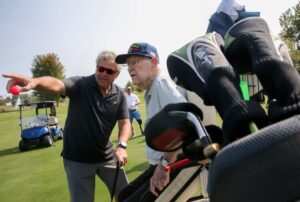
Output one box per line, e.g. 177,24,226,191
111,161,120,202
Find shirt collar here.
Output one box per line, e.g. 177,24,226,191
144,76,158,102
90,74,118,95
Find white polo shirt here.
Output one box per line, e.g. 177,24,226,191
126,93,140,111
144,75,187,165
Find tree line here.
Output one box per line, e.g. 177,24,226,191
280,1,300,71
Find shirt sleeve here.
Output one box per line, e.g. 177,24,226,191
62,76,82,98
118,91,130,120
134,94,140,103
157,78,187,107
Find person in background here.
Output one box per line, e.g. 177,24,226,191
3,50,131,202
126,86,144,138
116,42,188,201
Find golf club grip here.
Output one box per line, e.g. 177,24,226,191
164,158,192,171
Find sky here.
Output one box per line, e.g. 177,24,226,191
0,0,299,97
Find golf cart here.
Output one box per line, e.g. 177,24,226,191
18,101,63,151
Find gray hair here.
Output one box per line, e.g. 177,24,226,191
95,51,122,71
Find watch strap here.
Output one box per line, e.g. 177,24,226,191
117,141,127,149
161,156,169,168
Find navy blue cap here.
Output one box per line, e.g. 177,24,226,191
116,42,159,64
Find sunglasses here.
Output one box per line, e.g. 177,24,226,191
97,65,116,75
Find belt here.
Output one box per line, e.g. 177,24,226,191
129,109,137,112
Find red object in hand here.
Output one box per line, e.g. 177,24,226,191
10,86,20,95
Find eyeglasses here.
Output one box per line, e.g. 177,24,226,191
97,65,116,75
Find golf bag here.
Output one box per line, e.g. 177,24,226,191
146,17,300,201
207,114,300,202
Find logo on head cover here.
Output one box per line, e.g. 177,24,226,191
196,47,212,65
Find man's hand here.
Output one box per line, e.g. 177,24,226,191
114,147,128,166
3,74,36,93
149,163,170,196
3,74,66,95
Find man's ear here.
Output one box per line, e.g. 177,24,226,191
114,64,121,77
152,56,159,65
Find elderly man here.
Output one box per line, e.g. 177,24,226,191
3,51,131,202
116,43,188,201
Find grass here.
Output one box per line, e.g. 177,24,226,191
0,93,148,202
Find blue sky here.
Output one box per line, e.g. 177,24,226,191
0,0,299,97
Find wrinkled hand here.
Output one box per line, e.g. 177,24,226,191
2,74,36,93
150,164,170,196
114,147,128,167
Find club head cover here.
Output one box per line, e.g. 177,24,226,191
224,17,300,121
145,103,203,152
167,32,225,105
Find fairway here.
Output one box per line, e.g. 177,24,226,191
0,95,148,202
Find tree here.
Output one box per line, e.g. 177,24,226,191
31,53,65,106
279,2,300,70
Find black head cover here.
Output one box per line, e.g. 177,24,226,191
225,17,300,121
167,32,225,105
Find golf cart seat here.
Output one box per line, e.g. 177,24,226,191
207,114,300,202
47,116,58,126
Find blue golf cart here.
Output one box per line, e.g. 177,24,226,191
18,101,63,151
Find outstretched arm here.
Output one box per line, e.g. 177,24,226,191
3,74,66,95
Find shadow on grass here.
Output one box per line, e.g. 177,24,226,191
0,146,20,157
126,161,148,175
129,134,145,143
138,138,145,144
0,144,59,158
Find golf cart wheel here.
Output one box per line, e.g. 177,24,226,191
58,128,63,140
19,140,28,151
42,135,53,147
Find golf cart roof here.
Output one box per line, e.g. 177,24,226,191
19,101,55,109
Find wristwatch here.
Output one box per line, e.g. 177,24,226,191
160,156,169,168
117,141,127,149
